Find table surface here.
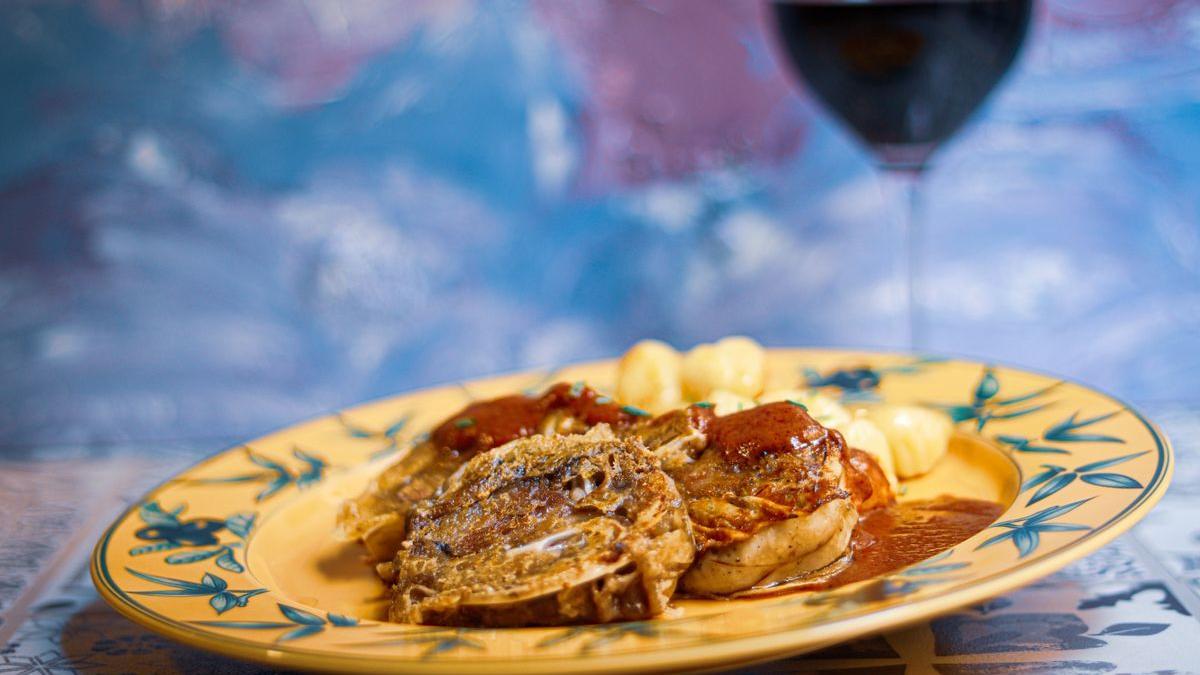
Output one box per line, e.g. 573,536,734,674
1,406,1197,674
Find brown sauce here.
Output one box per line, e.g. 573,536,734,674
540,382,640,429
429,382,638,457
430,394,546,456
705,401,831,464
815,496,1003,591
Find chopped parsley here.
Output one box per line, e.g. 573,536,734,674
786,399,808,410
453,417,475,429
569,380,585,398
621,405,651,417
694,401,715,409
596,395,613,405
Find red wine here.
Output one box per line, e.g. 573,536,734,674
772,0,1032,168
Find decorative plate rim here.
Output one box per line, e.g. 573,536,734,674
91,349,1174,675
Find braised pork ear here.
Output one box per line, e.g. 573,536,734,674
633,402,861,596
382,427,694,627
337,383,640,561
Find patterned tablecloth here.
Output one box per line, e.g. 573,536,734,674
0,408,1195,674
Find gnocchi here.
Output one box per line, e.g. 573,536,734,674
840,414,898,487
681,336,765,400
705,389,757,416
616,339,684,414
864,404,953,478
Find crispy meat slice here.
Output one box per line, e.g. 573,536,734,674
634,402,859,595
383,427,694,626
626,405,710,469
337,383,640,561
845,447,896,513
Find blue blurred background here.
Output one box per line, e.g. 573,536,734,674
1,0,1198,451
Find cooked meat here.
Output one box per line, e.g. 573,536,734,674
633,402,859,596
383,427,694,626
337,383,641,561
627,405,710,469
845,447,896,513
683,498,856,595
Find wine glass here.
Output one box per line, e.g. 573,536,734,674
770,0,1033,346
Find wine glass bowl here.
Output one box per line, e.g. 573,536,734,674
771,0,1033,171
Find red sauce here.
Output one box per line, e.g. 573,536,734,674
706,402,834,464
429,383,637,457
817,495,1004,590
540,382,640,429
430,395,546,457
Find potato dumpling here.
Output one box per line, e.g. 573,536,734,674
864,405,953,478
840,415,897,487
681,336,765,401
616,340,684,414
758,389,851,431
704,389,757,416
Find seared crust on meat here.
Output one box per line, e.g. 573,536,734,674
845,447,896,513
337,446,464,561
634,402,860,595
681,498,856,595
668,403,850,551
627,406,710,469
385,427,694,626
337,384,640,561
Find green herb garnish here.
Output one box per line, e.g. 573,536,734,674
694,401,714,409
621,405,651,417
454,417,475,429
786,399,808,410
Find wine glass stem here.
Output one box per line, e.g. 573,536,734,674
880,168,925,351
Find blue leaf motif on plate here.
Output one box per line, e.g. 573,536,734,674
210,592,237,614
195,447,329,502
328,613,359,627
139,502,184,527
1092,622,1169,637
1080,473,1142,489
977,499,1092,558
137,505,255,573
339,412,414,459
1027,473,1077,506
1044,411,1125,444
225,512,256,539
1074,451,1148,473
164,548,221,565
215,548,243,573
280,625,325,642
279,604,326,626
801,357,941,402
1012,528,1039,557
996,435,1070,455
126,568,265,614
996,408,1127,457
931,367,1059,431
194,603,363,642
1019,451,1146,505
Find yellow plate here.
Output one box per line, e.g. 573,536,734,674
91,350,1173,674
